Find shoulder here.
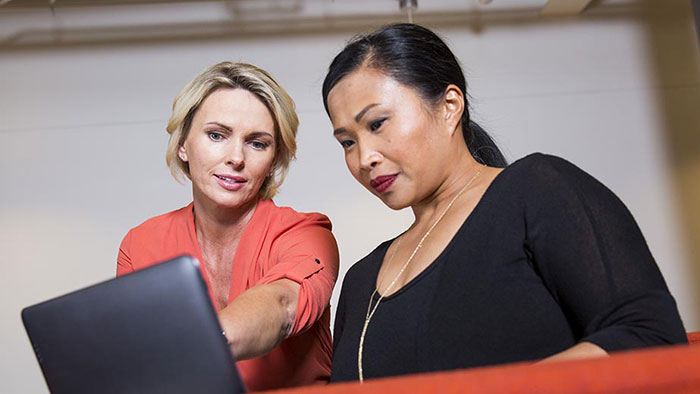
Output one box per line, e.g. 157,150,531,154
262,199,333,233
340,240,391,294
124,204,193,241
118,203,195,272
498,153,629,224
259,200,338,262
255,200,340,278
502,153,585,179
135,205,192,229
497,153,605,196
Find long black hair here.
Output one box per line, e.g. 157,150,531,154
322,23,507,168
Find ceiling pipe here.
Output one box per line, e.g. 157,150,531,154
399,0,417,23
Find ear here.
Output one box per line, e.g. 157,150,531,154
178,145,188,162
442,84,465,136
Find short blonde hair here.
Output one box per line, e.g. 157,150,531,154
166,62,298,199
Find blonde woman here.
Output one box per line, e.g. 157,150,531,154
117,62,339,390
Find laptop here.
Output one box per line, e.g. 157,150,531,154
21,255,246,394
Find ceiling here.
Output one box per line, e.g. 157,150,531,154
0,0,647,48
0,0,599,15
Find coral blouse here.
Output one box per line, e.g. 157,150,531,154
117,199,339,391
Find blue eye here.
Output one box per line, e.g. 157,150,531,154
251,140,269,150
208,132,223,141
369,118,386,132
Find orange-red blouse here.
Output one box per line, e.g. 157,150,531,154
117,199,339,391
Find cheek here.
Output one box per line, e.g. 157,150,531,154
394,129,428,163
344,152,363,180
191,153,213,176
183,144,201,171
185,139,212,165
250,151,275,180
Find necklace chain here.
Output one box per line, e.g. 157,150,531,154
357,166,484,382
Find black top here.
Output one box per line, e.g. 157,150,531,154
330,153,687,382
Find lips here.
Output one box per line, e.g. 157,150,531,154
370,174,398,193
214,174,247,191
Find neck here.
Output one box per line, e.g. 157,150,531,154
192,191,259,250
411,153,483,228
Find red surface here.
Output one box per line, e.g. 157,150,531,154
269,334,700,394
688,331,700,346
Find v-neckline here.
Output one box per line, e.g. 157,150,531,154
373,165,510,300
187,199,264,311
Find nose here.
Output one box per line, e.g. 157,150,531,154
226,141,245,170
358,138,381,172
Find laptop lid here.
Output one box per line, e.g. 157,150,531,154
22,255,245,394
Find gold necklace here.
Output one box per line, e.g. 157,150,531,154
357,166,484,382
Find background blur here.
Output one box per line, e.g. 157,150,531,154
1,0,699,392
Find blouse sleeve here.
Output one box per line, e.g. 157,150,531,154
116,229,135,277
256,215,340,336
523,154,686,352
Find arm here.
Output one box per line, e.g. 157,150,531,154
118,226,291,359
218,279,300,360
525,155,686,360
540,342,608,363
116,230,135,276
218,217,340,360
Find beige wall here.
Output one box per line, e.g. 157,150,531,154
1,1,698,392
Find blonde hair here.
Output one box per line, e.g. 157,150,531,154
166,62,298,199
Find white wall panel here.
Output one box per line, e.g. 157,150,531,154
1,1,698,392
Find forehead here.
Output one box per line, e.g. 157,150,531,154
195,88,274,128
327,69,403,113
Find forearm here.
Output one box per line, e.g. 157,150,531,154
540,341,608,363
218,279,300,360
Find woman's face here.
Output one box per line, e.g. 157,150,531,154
327,68,452,210
179,88,276,210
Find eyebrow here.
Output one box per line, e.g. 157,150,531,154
247,131,274,140
355,103,380,123
332,103,380,136
205,122,232,132
205,123,273,139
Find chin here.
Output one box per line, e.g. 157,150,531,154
224,195,258,209
215,200,248,210
378,194,410,211
204,189,258,210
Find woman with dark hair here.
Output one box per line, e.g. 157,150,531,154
322,23,686,382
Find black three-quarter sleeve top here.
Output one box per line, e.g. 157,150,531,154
330,153,687,383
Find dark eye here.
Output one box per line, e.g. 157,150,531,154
340,140,355,148
208,132,223,141
369,118,386,132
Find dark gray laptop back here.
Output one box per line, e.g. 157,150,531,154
22,255,245,394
